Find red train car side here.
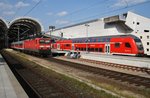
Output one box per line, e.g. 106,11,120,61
52,35,144,56
11,38,51,56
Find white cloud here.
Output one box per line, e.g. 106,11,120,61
3,11,15,16
32,0,40,2
112,0,147,8
56,20,70,25
46,12,53,16
15,1,30,8
57,11,68,16
0,2,13,10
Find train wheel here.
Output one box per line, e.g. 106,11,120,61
42,54,48,58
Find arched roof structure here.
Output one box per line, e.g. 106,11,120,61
8,17,44,42
0,18,8,49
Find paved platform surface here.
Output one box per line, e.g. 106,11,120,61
0,54,28,98
80,52,150,68
51,49,68,54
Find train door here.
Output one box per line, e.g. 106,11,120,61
105,44,110,54
57,44,60,50
72,44,74,50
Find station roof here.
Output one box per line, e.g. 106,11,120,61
8,17,44,42
0,18,8,37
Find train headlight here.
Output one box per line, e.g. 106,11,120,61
40,46,44,48
45,46,50,48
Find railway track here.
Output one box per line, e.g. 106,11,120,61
17,69,76,98
78,58,150,74
1,52,78,98
48,57,150,88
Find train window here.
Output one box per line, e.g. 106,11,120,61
83,48,85,51
115,43,120,48
147,48,149,52
99,48,103,52
65,44,70,47
98,38,101,42
102,38,105,42
106,38,109,42
147,42,149,45
51,39,55,43
125,43,131,48
95,48,98,52
140,36,142,39
134,39,141,42
45,40,50,44
39,40,45,44
144,30,149,32
89,48,91,51
91,48,94,51
147,36,149,39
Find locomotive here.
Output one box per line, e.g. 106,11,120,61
11,38,51,56
52,35,144,56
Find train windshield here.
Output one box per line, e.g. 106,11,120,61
45,40,50,44
40,40,50,44
134,39,143,51
40,40,45,44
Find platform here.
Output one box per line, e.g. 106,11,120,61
0,54,28,98
80,52,150,68
51,49,69,54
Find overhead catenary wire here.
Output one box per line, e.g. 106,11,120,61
62,0,110,18
11,0,26,20
123,0,129,8
23,0,42,16
45,0,110,25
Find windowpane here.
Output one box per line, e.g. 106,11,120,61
115,43,120,48
125,43,131,48
99,48,103,52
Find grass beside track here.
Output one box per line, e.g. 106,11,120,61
2,49,119,98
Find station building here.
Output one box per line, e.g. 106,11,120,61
51,12,150,56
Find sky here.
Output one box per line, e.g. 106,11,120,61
0,0,150,31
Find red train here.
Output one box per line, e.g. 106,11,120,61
11,38,51,56
52,35,144,56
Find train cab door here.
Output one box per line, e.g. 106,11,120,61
105,44,110,54
72,44,74,50
57,44,60,50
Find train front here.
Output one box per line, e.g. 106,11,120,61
134,38,144,56
38,38,51,56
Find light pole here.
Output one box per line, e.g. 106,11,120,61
49,26,55,38
85,24,89,53
49,26,55,56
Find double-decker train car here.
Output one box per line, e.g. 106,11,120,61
11,38,51,56
52,35,144,56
